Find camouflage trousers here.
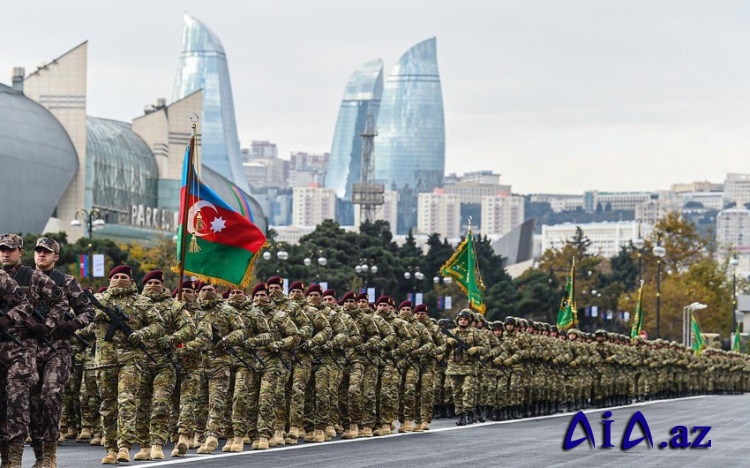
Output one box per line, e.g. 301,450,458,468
398,363,418,422
433,367,450,406
30,343,72,443
378,362,400,425
205,364,231,438
447,373,475,415
360,362,378,428
244,359,284,439
493,369,510,409
343,361,365,427
328,363,344,428
0,339,39,444
507,368,525,407
60,351,84,432
80,366,102,434
273,362,291,432
135,361,176,446
415,366,435,424
288,357,311,430
304,362,331,431
176,367,202,438
97,359,143,451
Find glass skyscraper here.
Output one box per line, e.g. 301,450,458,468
172,13,249,193
327,59,383,200
374,37,445,232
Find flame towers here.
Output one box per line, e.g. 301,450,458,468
172,13,249,192
374,37,445,233
327,59,384,200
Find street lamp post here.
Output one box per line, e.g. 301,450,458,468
653,233,667,338
404,266,424,300
71,208,105,278
432,274,453,311
304,250,327,283
262,244,289,274
730,255,740,339
355,259,378,290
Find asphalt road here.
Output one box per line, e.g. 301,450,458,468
41,394,749,468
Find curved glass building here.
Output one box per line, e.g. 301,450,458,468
172,13,249,193
374,37,445,232
327,59,383,200
86,117,158,222
0,83,78,234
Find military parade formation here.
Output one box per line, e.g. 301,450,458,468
0,233,748,467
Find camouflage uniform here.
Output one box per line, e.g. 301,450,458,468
399,310,434,430
4,260,69,468
137,287,195,449
222,296,272,445
299,300,332,439
327,306,358,435
94,282,163,456
173,296,207,445
192,294,243,448
445,310,487,423
0,267,34,466
77,323,102,441
364,307,395,433
377,307,416,432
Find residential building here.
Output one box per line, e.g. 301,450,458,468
480,194,525,237
417,189,460,239
635,199,677,225
292,186,336,227
583,191,655,212
354,190,398,231
541,221,653,258
725,173,750,208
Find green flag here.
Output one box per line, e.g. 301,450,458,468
691,311,707,355
556,262,577,330
732,322,742,353
630,280,645,342
440,227,485,314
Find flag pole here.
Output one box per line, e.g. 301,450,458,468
177,114,199,301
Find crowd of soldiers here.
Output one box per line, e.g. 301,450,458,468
0,233,748,467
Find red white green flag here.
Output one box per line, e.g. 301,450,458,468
173,140,266,288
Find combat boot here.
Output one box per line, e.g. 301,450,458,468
65,427,78,440
312,430,325,443
57,433,65,446
341,424,358,439
175,435,189,456
191,433,203,449
303,431,315,442
271,430,286,447
116,447,130,463
456,413,467,426
222,438,233,452
76,427,92,443
420,421,431,431
133,446,151,461
251,439,259,450
151,445,164,460
433,405,441,420
477,407,486,423
401,421,414,432
0,441,8,468
372,426,382,436
325,426,336,440
101,450,117,465
228,437,244,452
204,436,219,453
257,437,269,450
285,428,299,445
361,427,373,437
446,404,455,418
89,433,102,446
30,440,43,468
412,422,424,433
381,424,392,436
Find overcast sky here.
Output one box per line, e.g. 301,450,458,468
2,1,749,194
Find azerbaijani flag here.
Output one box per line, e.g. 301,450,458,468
173,143,266,288
77,254,88,278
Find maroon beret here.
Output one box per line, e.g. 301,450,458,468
289,281,305,292
306,284,323,296
376,295,391,306
181,280,197,290
356,293,369,302
342,291,356,302
266,276,283,286
322,289,336,299
171,287,178,298
414,304,428,313
108,264,132,279
197,282,212,291
337,299,344,306
221,289,231,299
252,282,268,296
398,300,412,310
142,269,164,285
96,286,108,294
389,298,397,307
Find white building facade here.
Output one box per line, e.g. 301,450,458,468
292,186,336,227
417,190,461,239
480,194,525,237
541,221,653,258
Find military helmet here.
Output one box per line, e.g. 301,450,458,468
504,316,517,325
551,325,558,333
437,318,452,328
558,329,567,336
491,321,504,330
568,328,580,337
594,329,607,337
456,309,473,321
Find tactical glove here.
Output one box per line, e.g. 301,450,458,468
57,321,80,339
446,337,458,347
157,336,173,349
128,331,145,346
30,323,51,339
467,346,480,356
0,315,13,330
492,356,504,366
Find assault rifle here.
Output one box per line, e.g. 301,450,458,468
0,304,22,346
84,290,157,364
440,328,470,360
30,307,58,353
64,311,91,349
210,324,263,370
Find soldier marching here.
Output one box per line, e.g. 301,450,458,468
0,235,747,466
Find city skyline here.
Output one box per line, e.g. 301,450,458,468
2,1,749,194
